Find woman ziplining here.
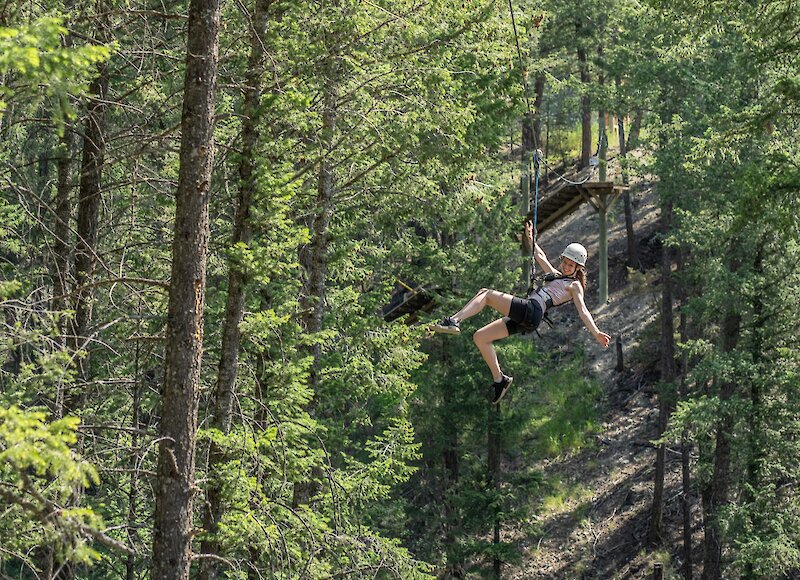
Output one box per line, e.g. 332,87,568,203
432,220,612,404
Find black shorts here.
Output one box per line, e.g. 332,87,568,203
504,296,544,335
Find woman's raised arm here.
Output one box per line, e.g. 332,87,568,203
526,221,558,274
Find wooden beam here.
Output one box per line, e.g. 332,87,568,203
576,185,601,212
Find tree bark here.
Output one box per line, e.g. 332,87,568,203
298,69,338,359
649,199,676,545
126,335,148,580
616,77,639,270
521,98,535,283
71,63,109,390
597,47,607,181
198,1,272,577
151,0,221,575
52,129,74,419
532,73,545,152
577,46,591,168
626,108,642,151
292,53,339,508
441,345,463,577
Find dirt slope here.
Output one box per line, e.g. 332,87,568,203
502,172,702,579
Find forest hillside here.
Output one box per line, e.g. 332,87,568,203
1,0,799,578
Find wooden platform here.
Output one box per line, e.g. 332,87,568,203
534,166,626,234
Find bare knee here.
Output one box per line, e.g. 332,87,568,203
484,289,504,307
473,328,490,347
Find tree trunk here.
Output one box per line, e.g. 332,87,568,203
702,252,742,580
577,46,591,168
151,0,221,575
442,347,463,577
126,333,147,580
198,0,271,576
626,108,642,151
616,77,639,270
52,129,73,419
293,56,339,507
678,247,692,580
649,199,676,545
71,63,109,391
532,73,545,152
521,99,535,283
743,241,765,579
597,47,607,181
298,69,338,358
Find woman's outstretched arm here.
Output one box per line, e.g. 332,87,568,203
568,280,611,348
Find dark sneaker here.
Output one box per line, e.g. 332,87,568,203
492,375,513,404
432,317,460,335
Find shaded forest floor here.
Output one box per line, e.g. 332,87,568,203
502,173,703,578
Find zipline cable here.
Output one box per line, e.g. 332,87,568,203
505,0,596,201
507,0,540,284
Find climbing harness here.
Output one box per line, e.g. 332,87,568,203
528,272,578,333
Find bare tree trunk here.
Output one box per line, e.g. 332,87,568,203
597,46,607,181
298,68,338,361
71,63,109,393
520,94,536,282
577,46,592,168
52,129,74,419
151,0,221,575
681,415,693,580
49,54,110,580
532,74,545,152
126,327,147,580
441,346,463,577
616,77,639,270
649,200,676,544
198,1,272,577
626,108,642,151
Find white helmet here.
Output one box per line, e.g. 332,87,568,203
560,243,587,266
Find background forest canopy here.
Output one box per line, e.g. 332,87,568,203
1,0,799,578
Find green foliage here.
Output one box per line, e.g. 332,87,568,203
521,352,603,457
0,406,104,568
0,16,112,119
630,0,800,573
0,0,796,574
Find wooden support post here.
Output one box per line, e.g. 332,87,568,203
615,335,624,372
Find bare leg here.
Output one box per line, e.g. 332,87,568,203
453,288,513,322
473,318,511,381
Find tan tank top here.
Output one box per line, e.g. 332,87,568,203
541,277,575,307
